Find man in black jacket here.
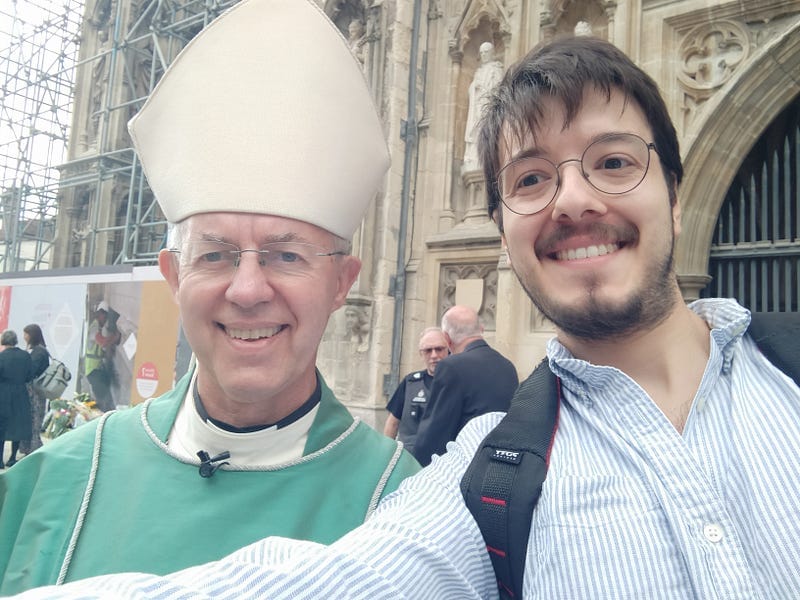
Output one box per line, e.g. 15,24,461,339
411,306,518,466
384,327,449,457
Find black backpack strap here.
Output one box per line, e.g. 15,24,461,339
461,359,560,599
748,312,800,387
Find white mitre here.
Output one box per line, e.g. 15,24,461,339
128,0,389,239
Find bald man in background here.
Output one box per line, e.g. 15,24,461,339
411,306,518,466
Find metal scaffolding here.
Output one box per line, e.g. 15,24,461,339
0,0,240,273
0,0,83,271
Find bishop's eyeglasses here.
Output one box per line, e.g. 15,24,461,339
170,240,346,278
497,133,658,216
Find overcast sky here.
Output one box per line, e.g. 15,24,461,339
0,0,84,216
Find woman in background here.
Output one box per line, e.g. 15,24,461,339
0,330,33,468
19,324,50,454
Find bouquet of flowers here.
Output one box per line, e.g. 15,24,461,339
41,393,103,439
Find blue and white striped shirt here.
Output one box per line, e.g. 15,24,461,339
18,299,800,599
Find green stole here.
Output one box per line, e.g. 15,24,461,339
0,372,420,592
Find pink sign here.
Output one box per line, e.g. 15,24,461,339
135,361,159,399
0,287,11,331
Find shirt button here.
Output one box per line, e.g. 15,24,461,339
703,524,724,543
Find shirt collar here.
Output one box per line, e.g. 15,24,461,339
545,298,751,404
193,375,322,433
687,298,750,374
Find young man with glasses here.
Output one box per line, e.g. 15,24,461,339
14,33,800,600
0,0,419,594
383,327,449,455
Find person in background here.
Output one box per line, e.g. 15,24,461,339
411,305,518,466
0,330,33,469
383,327,449,456
18,35,800,600
17,324,50,455
83,301,119,412
0,0,418,593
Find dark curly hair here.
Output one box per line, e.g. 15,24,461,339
477,36,682,230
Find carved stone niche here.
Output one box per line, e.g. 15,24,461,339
326,0,377,74
453,10,507,226
540,0,611,42
438,262,499,331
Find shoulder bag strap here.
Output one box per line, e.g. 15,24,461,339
748,312,800,387
461,359,560,599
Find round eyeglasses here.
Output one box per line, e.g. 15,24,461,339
170,240,346,279
496,133,658,215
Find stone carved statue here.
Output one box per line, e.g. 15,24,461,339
463,42,504,171
348,19,367,67
574,21,593,36
343,305,369,352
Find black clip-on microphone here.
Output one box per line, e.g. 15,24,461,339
197,450,231,478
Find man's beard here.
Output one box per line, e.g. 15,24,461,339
517,232,678,342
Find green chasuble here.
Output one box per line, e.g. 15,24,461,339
0,371,420,594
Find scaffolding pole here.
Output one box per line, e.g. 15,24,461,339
0,0,240,273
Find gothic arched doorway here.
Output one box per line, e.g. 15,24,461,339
700,94,799,313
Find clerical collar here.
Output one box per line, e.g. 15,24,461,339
192,378,321,433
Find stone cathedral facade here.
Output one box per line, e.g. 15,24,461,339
58,0,800,426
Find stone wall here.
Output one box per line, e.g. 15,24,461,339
316,0,800,427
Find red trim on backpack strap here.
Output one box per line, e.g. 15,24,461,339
486,545,507,557
481,496,507,507
498,579,515,597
